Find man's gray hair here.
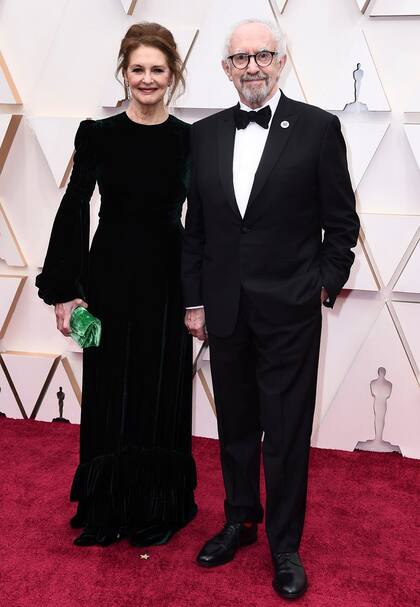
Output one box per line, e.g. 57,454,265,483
222,19,286,61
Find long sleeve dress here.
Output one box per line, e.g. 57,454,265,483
36,112,197,538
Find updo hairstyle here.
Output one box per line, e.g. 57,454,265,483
116,22,185,101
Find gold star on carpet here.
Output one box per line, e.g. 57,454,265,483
139,553,150,560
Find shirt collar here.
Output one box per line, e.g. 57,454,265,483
239,88,281,122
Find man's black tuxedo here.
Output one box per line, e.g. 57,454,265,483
182,92,359,553
182,93,359,336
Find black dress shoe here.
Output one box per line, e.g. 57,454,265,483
95,528,123,547
130,524,175,547
130,504,198,547
73,527,123,547
197,522,257,568
272,552,308,600
73,530,97,547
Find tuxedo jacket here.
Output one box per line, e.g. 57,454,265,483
182,93,360,337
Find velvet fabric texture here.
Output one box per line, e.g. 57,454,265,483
36,112,197,533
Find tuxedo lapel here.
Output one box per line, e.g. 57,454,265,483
244,93,299,222
217,109,242,220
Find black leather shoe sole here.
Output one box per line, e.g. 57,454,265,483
197,533,257,568
197,550,235,568
272,579,308,600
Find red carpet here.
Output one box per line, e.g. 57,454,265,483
0,418,419,607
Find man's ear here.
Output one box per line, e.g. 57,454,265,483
222,59,232,80
279,54,287,71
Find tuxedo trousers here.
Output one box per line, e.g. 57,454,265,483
207,290,322,553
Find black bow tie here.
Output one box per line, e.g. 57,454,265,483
234,104,272,130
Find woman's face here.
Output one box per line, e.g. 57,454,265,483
125,45,172,107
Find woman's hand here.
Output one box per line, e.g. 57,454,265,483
55,298,88,336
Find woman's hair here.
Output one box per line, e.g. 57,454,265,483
116,22,185,101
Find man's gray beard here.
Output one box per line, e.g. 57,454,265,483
241,78,270,107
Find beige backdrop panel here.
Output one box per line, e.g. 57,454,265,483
0,0,419,458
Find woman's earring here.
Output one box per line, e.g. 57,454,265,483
125,81,131,100
167,83,174,103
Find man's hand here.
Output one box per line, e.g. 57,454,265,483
321,287,329,304
185,307,207,341
55,298,88,336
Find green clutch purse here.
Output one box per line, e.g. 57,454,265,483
70,306,102,348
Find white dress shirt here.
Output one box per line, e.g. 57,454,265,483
233,88,281,217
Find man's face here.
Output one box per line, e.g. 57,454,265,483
222,22,287,109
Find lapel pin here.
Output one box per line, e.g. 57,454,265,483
139,553,150,560
281,120,290,129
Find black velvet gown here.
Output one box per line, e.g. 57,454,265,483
36,112,197,538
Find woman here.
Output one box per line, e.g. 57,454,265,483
36,22,197,547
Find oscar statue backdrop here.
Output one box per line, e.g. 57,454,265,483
0,0,419,457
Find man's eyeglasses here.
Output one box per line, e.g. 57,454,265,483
227,50,279,70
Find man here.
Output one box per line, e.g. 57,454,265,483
182,19,359,600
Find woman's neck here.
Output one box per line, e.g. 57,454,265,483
126,100,168,125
